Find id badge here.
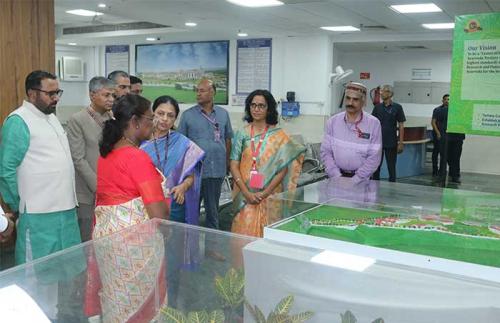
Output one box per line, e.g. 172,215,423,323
214,128,221,142
249,170,265,189
359,132,370,139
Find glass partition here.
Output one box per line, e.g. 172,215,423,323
0,219,499,322
0,220,255,323
266,178,500,275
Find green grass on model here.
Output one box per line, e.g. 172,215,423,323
277,205,500,268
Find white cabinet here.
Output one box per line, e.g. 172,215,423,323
393,81,413,103
431,82,451,104
412,82,432,104
393,81,450,104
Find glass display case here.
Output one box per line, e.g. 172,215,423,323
0,219,499,322
265,177,500,280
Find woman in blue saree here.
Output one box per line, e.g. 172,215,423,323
141,95,205,307
141,95,205,225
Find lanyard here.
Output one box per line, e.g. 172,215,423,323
250,125,269,170
344,111,364,137
87,106,106,129
153,132,169,172
199,108,219,129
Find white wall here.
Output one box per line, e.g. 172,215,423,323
56,36,333,143
337,48,500,175
55,45,100,122
337,50,452,120
54,40,500,175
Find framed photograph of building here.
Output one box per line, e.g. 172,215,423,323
136,40,229,104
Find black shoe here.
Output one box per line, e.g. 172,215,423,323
450,177,461,184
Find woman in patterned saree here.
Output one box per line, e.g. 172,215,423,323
230,89,306,238
141,95,205,225
91,94,169,322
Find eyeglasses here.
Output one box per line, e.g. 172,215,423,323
250,103,267,110
33,88,64,98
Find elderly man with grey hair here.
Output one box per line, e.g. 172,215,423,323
66,76,114,241
371,84,406,182
107,70,131,99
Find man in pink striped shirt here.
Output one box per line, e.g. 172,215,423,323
320,82,382,183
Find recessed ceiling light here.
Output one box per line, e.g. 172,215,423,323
185,22,197,27
98,3,106,8
422,23,455,29
320,26,360,32
66,9,103,16
390,3,441,14
146,37,157,41
237,31,248,37
68,42,77,46
226,0,284,8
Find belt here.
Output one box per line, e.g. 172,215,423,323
340,169,355,178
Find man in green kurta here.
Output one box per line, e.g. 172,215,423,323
0,71,86,321
0,70,82,265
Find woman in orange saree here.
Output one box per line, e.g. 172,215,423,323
230,90,305,238
85,94,169,323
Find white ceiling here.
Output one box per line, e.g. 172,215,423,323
54,0,500,51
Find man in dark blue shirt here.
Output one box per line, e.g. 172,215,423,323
372,85,406,182
431,94,465,183
431,95,447,176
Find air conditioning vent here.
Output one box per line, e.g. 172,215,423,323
360,25,388,30
398,45,428,50
63,22,170,35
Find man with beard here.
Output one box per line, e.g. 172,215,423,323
431,94,465,183
66,77,114,242
0,70,84,321
320,82,382,183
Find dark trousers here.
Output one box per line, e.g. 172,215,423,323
432,138,440,175
76,203,93,242
438,137,464,179
447,139,463,179
200,177,224,230
373,147,398,182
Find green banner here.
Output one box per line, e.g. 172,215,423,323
449,13,500,136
